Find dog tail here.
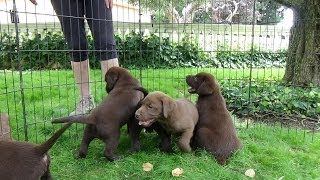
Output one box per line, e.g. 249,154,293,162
135,86,149,97
35,122,72,154
51,115,94,124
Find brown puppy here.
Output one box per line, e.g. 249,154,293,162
52,67,171,161
186,72,242,165
135,91,198,152
0,122,71,180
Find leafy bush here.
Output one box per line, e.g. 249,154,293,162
0,30,287,70
216,49,287,68
0,31,214,70
221,80,320,119
115,32,216,69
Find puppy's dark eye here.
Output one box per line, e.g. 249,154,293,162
147,105,153,109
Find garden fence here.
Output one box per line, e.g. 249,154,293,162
0,0,319,143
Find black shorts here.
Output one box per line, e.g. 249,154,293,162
51,0,117,61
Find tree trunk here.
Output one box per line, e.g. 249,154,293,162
283,0,320,86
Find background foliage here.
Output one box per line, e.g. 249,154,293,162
0,31,286,70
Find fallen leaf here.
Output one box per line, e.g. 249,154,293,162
172,167,184,177
245,169,255,178
142,162,153,172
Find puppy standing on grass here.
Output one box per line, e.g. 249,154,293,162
52,67,172,161
0,122,72,180
135,91,198,152
186,72,242,165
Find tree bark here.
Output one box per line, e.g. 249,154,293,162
280,0,320,86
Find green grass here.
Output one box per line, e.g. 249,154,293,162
47,123,320,179
1,67,284,139
2,67,320,179
0,67,285,134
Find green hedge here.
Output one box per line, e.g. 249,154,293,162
216,49,286,68
221,80,320,119
0,30,286,70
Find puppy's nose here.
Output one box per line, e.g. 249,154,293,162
135,112,140,119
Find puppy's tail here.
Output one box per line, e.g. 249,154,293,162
35,122,72,155
134,86,149,97
51,115,94,124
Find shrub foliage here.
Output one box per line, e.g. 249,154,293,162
0,30,286,70
221,80,320,119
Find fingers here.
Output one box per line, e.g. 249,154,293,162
29,0,38,5
105,0,113,9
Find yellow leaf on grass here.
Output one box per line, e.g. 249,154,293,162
245,169,255,178
142,162,153,172
172,168,184,177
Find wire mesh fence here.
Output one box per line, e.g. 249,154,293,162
0,0,319,144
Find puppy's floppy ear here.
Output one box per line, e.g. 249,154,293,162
196,80,213,95
105,70,119,93
161,96,175,118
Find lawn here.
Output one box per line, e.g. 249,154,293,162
47,122,320,179
1,67,320,179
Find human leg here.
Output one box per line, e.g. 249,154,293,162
85,0,119,78
51,0,95,115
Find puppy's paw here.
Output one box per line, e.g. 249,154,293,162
77,151,87,159
130,147,141,153
216,156,227,166
106,155,120,161
159,144,174,153
178,142,192,153
130,142,141,153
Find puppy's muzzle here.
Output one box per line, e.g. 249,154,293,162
135,110,141,120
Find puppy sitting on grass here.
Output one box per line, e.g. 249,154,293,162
186,72,242,165
135,91,198,152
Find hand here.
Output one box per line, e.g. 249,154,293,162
105,0,113,9
30,0,37,5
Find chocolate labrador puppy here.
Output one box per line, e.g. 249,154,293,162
186,72,242,165
135,91,198,152
0,122,71,180
52,67,171,161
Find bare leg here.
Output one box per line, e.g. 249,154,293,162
100,58,119,78
70,60,95,115
71,60,90,97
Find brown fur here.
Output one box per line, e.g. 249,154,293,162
186,72,242,165
135,91,198,152
52,67,171,161
0,122,71,180
0,113,11,141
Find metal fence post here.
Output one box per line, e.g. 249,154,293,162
247,0,257,129
12,0,28,141
138,0,143,83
